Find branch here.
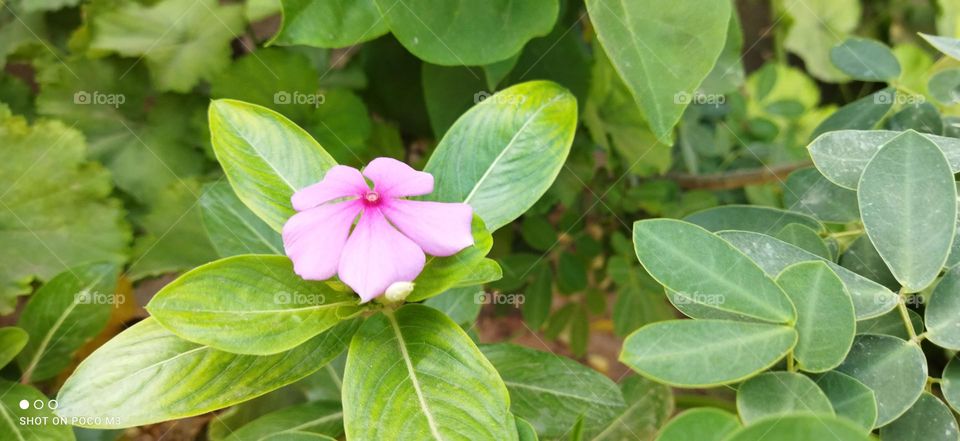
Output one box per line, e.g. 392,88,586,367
666,161,812,190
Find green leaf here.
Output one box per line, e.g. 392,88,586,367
812,371,878,431
480,343,626,438
271,0,388,48
841,236,899,289
210,47,320,123
373,0,557,66
0,380,74,441
654,408,739,441
928,68,960,105
592,376,673,441
585,0,731,141
723,414,870,441
209,99,337,231
424,81,577,231
200,181,283,257
775,224,832,259
784,0,860,82
17,263,118,382
684,205,824,234
422,64,488,138
830,38,901,81
522,264,553,330
836,334,928,427
886,101,943,135
56,318,357,428
515,417,538,441
811,88,894,139
620,319,797,387
423,286,482,327
921,33,960,60
223,400,344,441
942,355,960,413
880,392,959,441
0,113,129,314
0,326,27,369
856,307,924,340
775,262,855,372
407,216,494,302
343,305,517,441
784,167,860,224
736,372,834,424
89,0,244,92
633,219,796,324
148,255,360,355
924,265,960,349
858,130,957,291
808,129,960,190
718,231,899,319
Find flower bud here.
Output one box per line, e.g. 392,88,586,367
384,281,415,303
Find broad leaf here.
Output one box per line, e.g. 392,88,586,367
480,343,626,438
209,99,337,231
684,205,823,234
423,286,483,327
784,167,860,224
929,68,960,105
224,400,344,441
148,255,360,355
343,305,517,440
0,326,26,369
373,0,558,66
942,355,960,413
811,88,894,139
808,130,960,190
653,408,740,441
856,308,923,340
620,319,797,387
775,224,832,259
736,372,834,424
56,318,358,428
925,265,960,350
17,263,119,382
775,262,855,372
200,181,283,257
633,219,796,324
841,236,899,290
830,38,901,81
812,371,878,431
271,0,388,48
836,334,928,427
424,81,577,231
516,418,538,441
921,33,960,60
880,392,959,441
724,415,869,441
592,376,673,441
585,0,731,141
407,216,494,302
0,380,74,441
858,130,957,291
718,231,898,319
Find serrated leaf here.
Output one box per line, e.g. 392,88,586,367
736,372,834,424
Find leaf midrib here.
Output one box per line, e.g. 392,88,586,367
386,310,445,440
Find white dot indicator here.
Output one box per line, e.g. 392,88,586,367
18,400,28,410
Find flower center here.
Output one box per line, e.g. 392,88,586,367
364,191,380,204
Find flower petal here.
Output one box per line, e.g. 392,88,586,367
282,200,362,280
362,157,434,198
338,208,426,302
291,165,368,211
381,199,474,256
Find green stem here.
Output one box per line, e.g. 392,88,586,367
897,288,918,342
787,351,796,372
828,229,863,239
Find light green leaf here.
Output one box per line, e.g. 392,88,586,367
148,255,360,355
210,48,320,123
0,113,129,314
585,0,731,141
89,0,244,92
200,181,283,257
373,0,557,66
515,417,538,441
776,262,855,372
724,415,870,441
830,38,901,81
633,219,796,324
684,205,824,234
407,216,494,302
924,265,960,349
942,355,960,413
0,380,75,441
620,319,797,387
812,371,878,431
718,231,899,319
808,129,960,190
775,224,832,259
784,167,860,224
921,33,960,60
17,263,118,382
480,343,626,438
224,400,344,441
836,334,928,427
592,376,673,441
0,327,27,369
343,305,516,441
424,81,577,231
811,88,894,139
56,318,358,428
880,392,959,441
423,286,483,327
209,99,337,231
784,0,860,82
653,408,739,441
736,372,834,424
271,0,388,48
858,130,957,291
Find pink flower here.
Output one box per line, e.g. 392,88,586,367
282,157,474,302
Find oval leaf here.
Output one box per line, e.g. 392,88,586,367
724,414,870,441
784,167,860,224
830,37,900,82
224,400,344,441
812,371,878,431
200,181,283,257
654,408,740,441
684,205,824,234
270,0,388,48
736,372,834,425
0,327,27,369
924,265,960,349
880,392,959,441
942,355,960,413
592,376,673,441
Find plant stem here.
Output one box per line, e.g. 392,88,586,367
787,351,796,372
897,287,918,342
828,229,863,239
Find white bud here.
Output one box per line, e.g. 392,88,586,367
384,281,415,303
